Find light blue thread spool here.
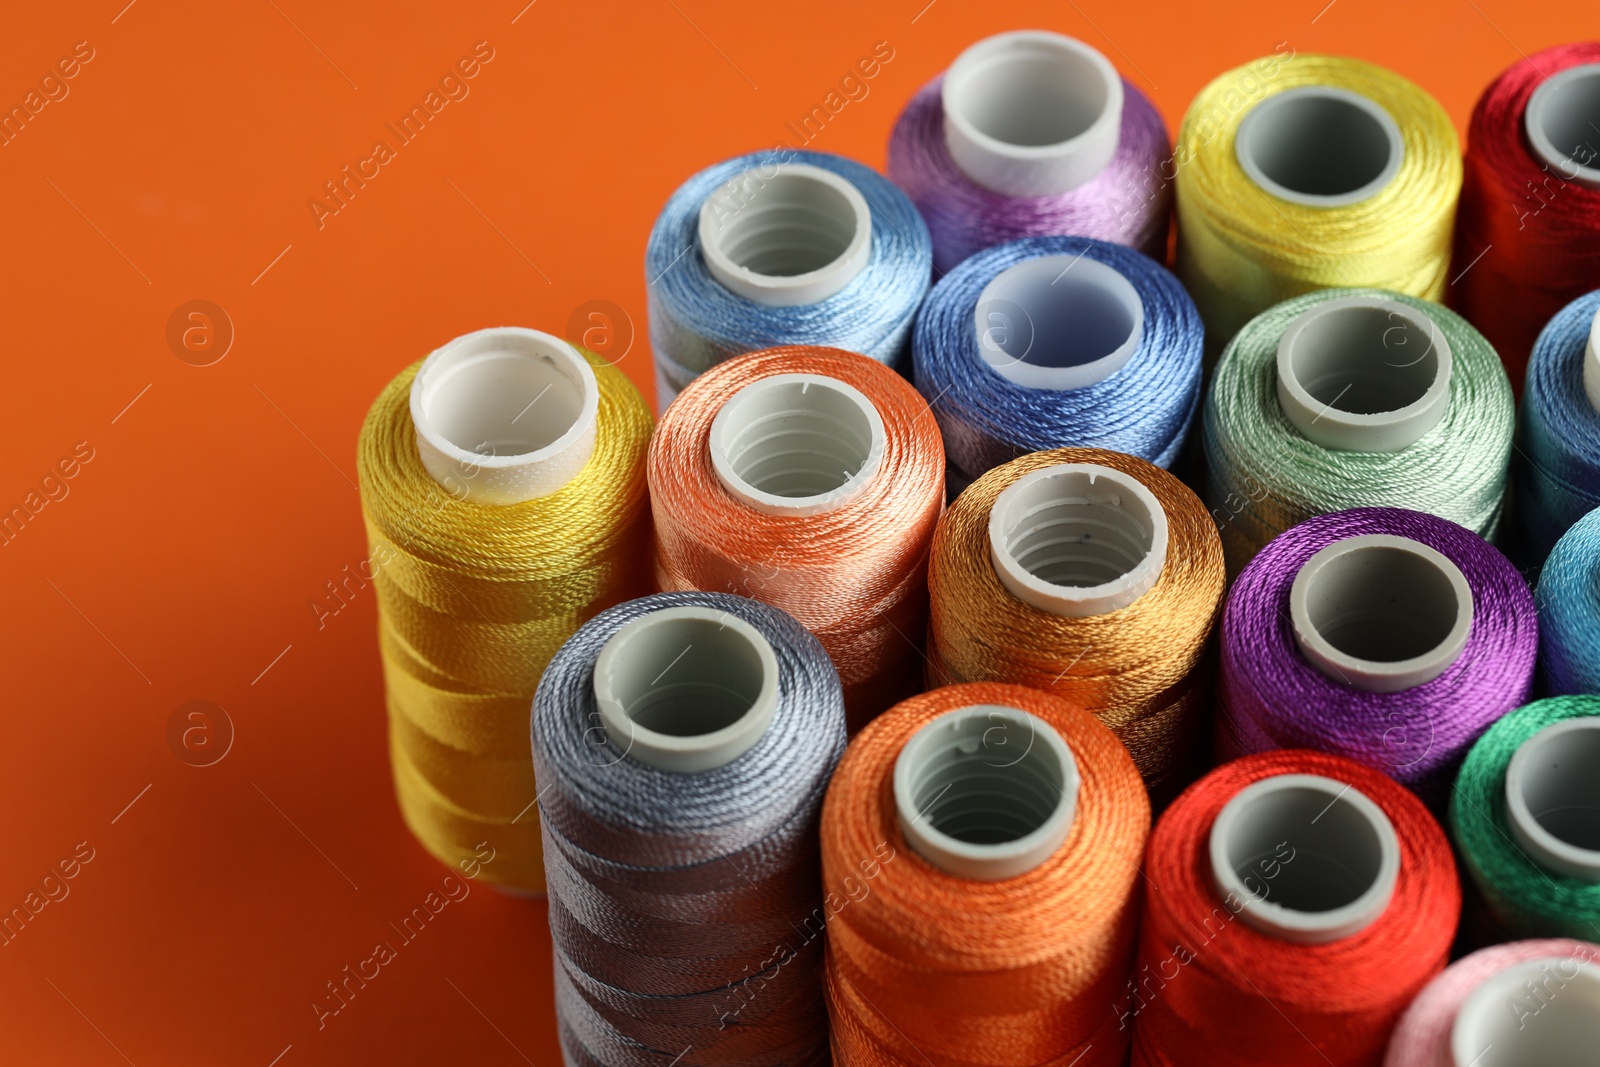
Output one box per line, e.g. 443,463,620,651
646,150,931,411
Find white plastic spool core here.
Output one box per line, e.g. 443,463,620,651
893,704,1080,881
1584,307,1600,416
697,163,871,307
1209,773,1400,944
1276,296,1453,452
1235,86,1405,207
409,327,599,505
591,606,779,774
988,463,1168,618
974,255,1146,391
941,30,1124,197
1525,63,1600,192
1451,956,1600,1067
708,373,886,517
1505,719,1600,882
1290,534,1473,693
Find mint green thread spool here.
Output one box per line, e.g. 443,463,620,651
1203,288,1514,574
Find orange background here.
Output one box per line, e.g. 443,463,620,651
0,1,1590,1063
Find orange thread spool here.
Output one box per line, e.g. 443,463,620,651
1130,750,1459,1067
650,345,945,731
927,448,1225,787
822,682,1150,1066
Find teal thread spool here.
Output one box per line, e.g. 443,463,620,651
1452,696,1600,939
1537,508,1600,696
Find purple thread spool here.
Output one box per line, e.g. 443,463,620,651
1217,507,1537,804
887,30,1173,275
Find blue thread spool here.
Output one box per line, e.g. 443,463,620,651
911,235,1202,490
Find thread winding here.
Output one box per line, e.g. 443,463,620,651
823,682,1149,1067
888,75,1171,274
1452,695,1600,939
913,236,1204,487
1176,53,1461,343
1517,289,1600,558
1204,288,1514,574
927,448,1225,786
534,591,846,1066
1132,750,1459,1067
1538,508,1600,695
1384,938,1600,1065
1218,507,1536,805
650,346,945,731
646,150,931,405
358,349,652,891
1452,43,1600,387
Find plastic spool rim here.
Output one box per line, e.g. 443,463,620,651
974,254,1146,391
1289,534,1473,693
893,704,1080,881
1505,719,1600,882
1525,63,1600,192
1450,956,1600,1067
708,372,886,517
940,30,1124,197
697,163,871,307
1235,85,1405,207
987,462,1168,618
1276,295,1453,452
1585,307,1600,416
591,605,780,774
409,327,599,505
1209,773,1400,944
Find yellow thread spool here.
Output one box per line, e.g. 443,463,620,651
1175,53,1461,344
357,328,653,892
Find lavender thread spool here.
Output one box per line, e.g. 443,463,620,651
887,30,1172,275
1217,507,1537,804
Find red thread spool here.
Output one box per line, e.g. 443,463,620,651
1131,750,1458,1067
1452,42,1600,389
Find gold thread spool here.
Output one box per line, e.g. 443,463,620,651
357,330,653,891
927,448,1225,787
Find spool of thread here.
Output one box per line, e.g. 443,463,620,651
822,682,1149,1067
1452,43,1600,388
1517,290,1600,558
533,590,846,1067
913,235,1203,488
358,327,653,892
645,150,932,409
1131,750,1459,1067
1385,939,1600,1066
1176,53,1461,344
926,447,1225,787
1537,508,1600,695
650,345,945,731
1452,695,1600,939
1218,507,1536,805
1204,288,1514,573
886,30,1171,274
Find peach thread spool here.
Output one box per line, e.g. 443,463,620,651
650,345,945,732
